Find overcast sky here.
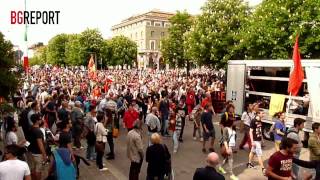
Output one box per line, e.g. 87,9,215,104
0,0,262,48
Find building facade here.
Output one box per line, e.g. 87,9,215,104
111,10,174,69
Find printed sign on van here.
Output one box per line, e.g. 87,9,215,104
269,94,286,116
306,67,320,120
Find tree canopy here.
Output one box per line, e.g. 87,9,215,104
46,33,68,65
108,36,137,67
185,0,250,68
161,11,193,68
241,0,320,59
0,32,19,100
30,29,138,67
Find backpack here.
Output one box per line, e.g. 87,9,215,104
53,149,76,180
224,112,235,121
285,129,298,137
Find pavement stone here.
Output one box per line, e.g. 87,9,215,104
91,116,312,180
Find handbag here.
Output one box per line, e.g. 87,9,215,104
162,144,172,175
220,144,229,158
219,129,232,158
95,142,104,152
239,121,245,133
112,128,119,138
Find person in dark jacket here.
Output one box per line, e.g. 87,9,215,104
293,158,320,180
146,133,171,180
193,152,225,180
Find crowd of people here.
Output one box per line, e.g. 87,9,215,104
0,65,319,180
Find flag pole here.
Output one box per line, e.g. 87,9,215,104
24,0,29,79
287,62,294,115
286,92,292,115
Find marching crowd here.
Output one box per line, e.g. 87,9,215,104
0,66,319,180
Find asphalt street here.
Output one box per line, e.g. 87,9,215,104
78,115,312,180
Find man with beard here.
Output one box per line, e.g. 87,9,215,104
266,138,299,180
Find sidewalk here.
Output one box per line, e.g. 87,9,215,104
76,148,123,180
78,161,119,180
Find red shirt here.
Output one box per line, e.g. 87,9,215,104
123,109,139,129
186,91,195,105
268,151,293,180
201,97,211,108
92,87,101,98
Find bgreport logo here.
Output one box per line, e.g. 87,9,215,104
11,11,60,24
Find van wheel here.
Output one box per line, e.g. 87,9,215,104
262,123,274,141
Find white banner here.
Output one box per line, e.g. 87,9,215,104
306,67,320,120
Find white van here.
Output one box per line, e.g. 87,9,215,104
226,60,320,143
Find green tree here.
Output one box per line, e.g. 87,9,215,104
109,36,137,67
186,0,250,68
242,0,320,59
47,34,68,65
65,34,85,65
160,11,193,68
0,32,19,100
29,46,47,65
100,40,112,66
79,28,104,65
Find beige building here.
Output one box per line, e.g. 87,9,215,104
111,10,174,69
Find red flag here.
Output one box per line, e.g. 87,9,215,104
23,56,29,72
104,78,113,93
88,55,97,79
288,36,304,96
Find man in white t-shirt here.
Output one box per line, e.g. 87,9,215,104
0,144,31,180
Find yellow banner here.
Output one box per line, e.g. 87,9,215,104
269,94,286,116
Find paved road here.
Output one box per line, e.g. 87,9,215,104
78,115,311,180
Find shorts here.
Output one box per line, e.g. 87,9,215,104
203,129,215,141
274,140,281,150
27,153,44,172
251,141,263,156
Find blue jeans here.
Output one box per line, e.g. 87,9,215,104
173,130,181,152
161,113,169,135
86,144,96,160
292,152,300,179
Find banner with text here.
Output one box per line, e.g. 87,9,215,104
269,94,286,116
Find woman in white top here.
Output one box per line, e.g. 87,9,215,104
5,117,26,146
239,103,254,150
94,112,108,171
222,125,238,180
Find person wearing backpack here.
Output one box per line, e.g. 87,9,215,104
221,122,238,180
286,118,305,179
273,112,286,151
220,104,236,129
47,146,76,180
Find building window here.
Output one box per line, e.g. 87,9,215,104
140,41,143,49
150,40,155,50
155,22,161,27
161,32,165,37
151,31,154,37
146,21,151,26
141,31,143,38
135,32,138,39
165,23,170,27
